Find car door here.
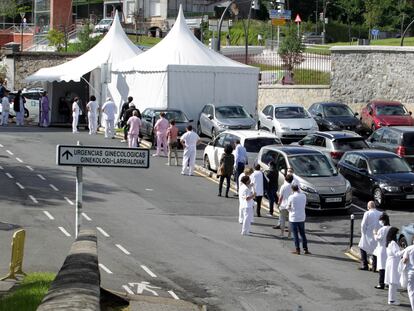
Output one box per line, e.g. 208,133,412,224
338,153,360,187
275,152,288,189
353,156,372,193
200,105,213,135
211,133,226,170
261,105,273,131
367,127,384,149
311,104,324,129
140,109,153,137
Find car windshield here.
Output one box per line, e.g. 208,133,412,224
274,106,309,119
289,154,337,177
155,111,188,123
333,138,368,151
324,105,354,117
244,138,281,153
369,157,412,174
376,105,408,116
99,19,112,25
215,106,249,119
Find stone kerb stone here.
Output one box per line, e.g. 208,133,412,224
37,229,100,311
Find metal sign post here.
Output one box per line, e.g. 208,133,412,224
57,143,150,237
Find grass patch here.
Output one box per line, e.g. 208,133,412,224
293,68,330,85
327,36,414,47
127,35,162,47
0,272,55,311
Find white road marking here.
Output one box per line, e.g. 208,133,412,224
29,195,38,204
99,263,113,274
140,265,157,278
82,212,91,221
116,244,131,255
0,144,3,147
49,184,59,191
6,150,13,155
15,157,23,163
15,182,25,190
43,211,55,220
26,165,34,171
145,188,154,191
37,174,46,181
64,197,74,205
58,226,71,237
96,227,110,238
168,290,180,300
351,203,367,212
5,173,13,179
122,285,135,295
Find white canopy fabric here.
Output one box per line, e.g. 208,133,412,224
111,5,259,122
26,12,141,83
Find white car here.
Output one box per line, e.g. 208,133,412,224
94,18,113,32
258,103,319,141
202,130,282,171
0,89,42,119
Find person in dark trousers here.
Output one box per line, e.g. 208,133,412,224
250,164,265,217
265,161,278,216
218,144,235,198
120,96,134,142
373,213,391,290
123,103,141,146
233,139,247,194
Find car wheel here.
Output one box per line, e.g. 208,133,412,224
373,187,385,207
203,155,211,171
211,128,217,139
399,236,408,249
197,123,203,137
24,108,29,118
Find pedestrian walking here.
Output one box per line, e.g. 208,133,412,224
166,119,179,166
250,164,265,217
40,91,49,127
402,243,414,310
1,89,10,126
127,110,142,148
373,213,391,289
120,96,133,142
14,90,25,126
287,167,301,188
287,184,310,255
275,174,293,236
240,175,255,236
86,95,98,134
218,144,234,198
153,112,169,157
180,125,200,176
385,227,402,306
71,97,81,133
0,78,5,98
233,139,248,194
238,167,254,223
358,201,382,271
265,161,278,216
123,103,140,145
102,97,117,139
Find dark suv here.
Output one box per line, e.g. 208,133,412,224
367,126,414,168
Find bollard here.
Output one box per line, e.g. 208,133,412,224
349,214,355,249
1,229,26,280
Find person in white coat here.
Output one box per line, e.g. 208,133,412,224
239,175,255,236
385,227,402,305
358,201,382,271
1,89,10,126
180,125,200,176
86,95,98,135
250,165,265,217
102,97,117,139
373,213,391,289
238,167,254,224
403,242,414,311
72,97,81,133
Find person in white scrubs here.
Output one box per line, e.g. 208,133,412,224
403,242,414,311
239,175,255,236
86,95,98,135
373,213,391,289
384,227,402,306
1,89,10,126
72,97,80,133
102,97,117,139
180,125,200,176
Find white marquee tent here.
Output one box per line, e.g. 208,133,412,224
111,5,259,122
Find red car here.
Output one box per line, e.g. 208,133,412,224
361,100,414,132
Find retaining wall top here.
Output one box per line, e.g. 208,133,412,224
330,46,414,53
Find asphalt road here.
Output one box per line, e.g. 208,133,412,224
0,125,413,311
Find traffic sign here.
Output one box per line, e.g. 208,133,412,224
56,145,150,168
272,19,286,26
269,9,291,20
295,14,302,23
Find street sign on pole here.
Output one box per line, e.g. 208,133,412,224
269,10,291,20
295,14,302,23
272,19,286,26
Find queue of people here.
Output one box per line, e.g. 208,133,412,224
0,79,28,127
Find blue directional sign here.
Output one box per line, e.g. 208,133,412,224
269,9,291,20
371,29,380,37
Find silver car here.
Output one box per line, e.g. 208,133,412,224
197,104,256,138
256,145,352,210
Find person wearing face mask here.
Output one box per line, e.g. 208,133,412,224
373,213,391,290
239,175,255,236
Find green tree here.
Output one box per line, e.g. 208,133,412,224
0,0,17,18
71,23,101,52
47,29,65,51
364,0,383,38
278,24,304,73
336,0,362,42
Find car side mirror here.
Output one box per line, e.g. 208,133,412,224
298,140,304,146
188,119,194,123
207,114,213,120
316,113,323,117
354,112,359,116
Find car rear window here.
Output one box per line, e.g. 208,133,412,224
333,138,368,151
402,133,414,147
244,138,281,153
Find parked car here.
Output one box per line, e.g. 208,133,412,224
302,32,324,44
295,131,370,165
140,108,193,143
308,101,365,134
258,103,319,141
398,223,414,249
197,104,256,138
203,130,281,171
256,145,352,211
367,126,414,168
338,150,414,207
94,18,113,32
360,100,414,132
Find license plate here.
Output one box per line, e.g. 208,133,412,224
325,197,342,203
406,194,414,199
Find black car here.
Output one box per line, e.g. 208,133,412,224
367,126,414,168
308,102,364,134
338,150,414,207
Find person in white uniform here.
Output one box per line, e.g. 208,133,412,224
358,201,382,271
86,95,99,135
1,89,10,126
384,227,402,306
250,165,265,217
72,97,81,133
239,175,255,236
373,213,391,289
403,242,414,311
238,167,254,224
276,174,294,237
102,97,117,139
180,125,200,176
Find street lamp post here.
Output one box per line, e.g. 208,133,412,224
401,18,414,46
217,1,238,52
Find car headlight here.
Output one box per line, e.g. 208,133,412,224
346,179,352,192
327,122,340,130
300,185,317,193
382,185,400,192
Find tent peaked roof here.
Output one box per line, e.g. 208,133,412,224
114,5,255,72
26,11,142,82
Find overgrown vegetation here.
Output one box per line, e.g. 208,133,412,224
47,29,65,52
67,23,101,53
278,24,305,72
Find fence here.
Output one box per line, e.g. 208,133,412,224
226,51,331,86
